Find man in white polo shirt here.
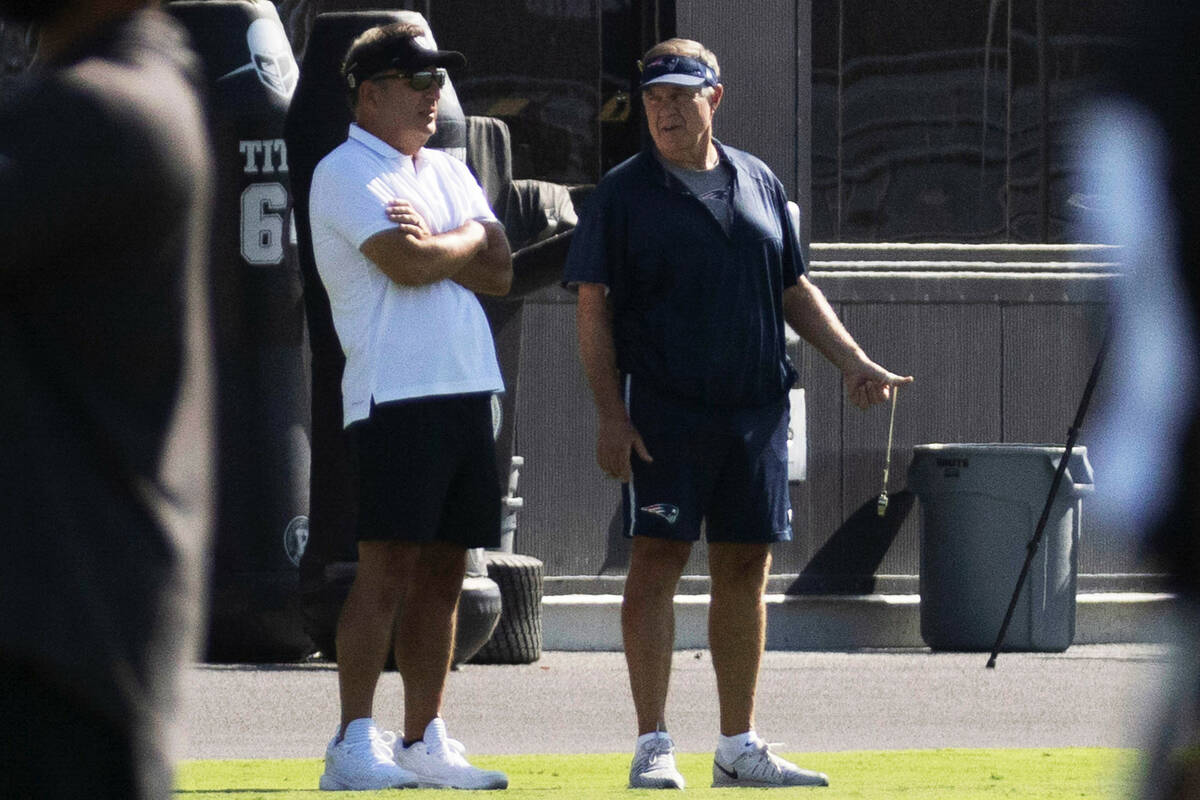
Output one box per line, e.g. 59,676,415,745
308,22,512,792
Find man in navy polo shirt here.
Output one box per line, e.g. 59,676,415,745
565,37,912,790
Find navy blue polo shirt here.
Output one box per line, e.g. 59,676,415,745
564,141,804,408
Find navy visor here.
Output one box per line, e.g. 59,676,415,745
639,54,718,89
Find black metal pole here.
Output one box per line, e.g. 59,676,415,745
986,330,1110,668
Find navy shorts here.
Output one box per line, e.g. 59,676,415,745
350,394,501,547
621,376,793,544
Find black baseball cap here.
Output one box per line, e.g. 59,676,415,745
343,33,466,89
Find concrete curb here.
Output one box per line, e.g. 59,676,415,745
542,591,1178,651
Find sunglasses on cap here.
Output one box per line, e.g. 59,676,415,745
369,68,448,91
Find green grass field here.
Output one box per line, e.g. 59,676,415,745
175,748,1142,799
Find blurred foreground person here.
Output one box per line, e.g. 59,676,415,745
0,1,215,798
1082,5,1200,799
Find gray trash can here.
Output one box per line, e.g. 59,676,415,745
908,444,1094,652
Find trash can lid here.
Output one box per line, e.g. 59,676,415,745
913,442,1082,454
909,443,1093,490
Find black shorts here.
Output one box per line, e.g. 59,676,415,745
622,376,793,544
350,394,501,547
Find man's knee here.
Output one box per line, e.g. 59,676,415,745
626,537,692,602
632,536,692,573
709,542,771,594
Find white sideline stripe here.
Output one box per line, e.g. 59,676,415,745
1078,592,1174,603
542,592,1174,606
808,242,1119,252
541,592,1178,651
542,593,923,607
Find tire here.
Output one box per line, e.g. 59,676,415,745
469,553,544,664
300,567,502,667
452,575,502,667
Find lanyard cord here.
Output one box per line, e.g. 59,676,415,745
877,385,899,517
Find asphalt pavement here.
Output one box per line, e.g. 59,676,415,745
181,644,1171,760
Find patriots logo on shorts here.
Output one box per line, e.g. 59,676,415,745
640,503,680,524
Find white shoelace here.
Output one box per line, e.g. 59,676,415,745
734,741,788,781
419,723,472,767
431,740,472,766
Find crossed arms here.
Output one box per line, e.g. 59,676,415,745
360,199,512,296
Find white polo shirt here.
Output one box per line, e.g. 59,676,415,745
310,124,504,427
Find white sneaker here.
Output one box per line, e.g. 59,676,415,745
629,732,685,790
394,717,508,790
712,738,828,788
319,718,419,791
